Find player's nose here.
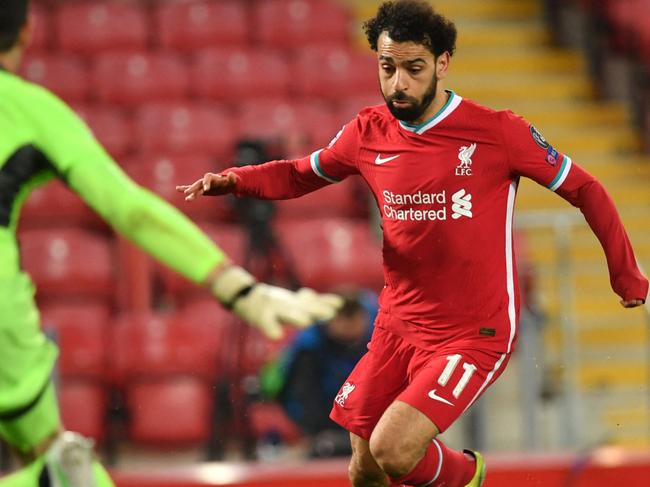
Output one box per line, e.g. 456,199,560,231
392,68,409,91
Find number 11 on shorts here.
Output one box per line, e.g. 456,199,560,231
437,354,477,399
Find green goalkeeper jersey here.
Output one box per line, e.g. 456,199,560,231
0,67,225,283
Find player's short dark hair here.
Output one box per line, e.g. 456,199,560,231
332,290,367,319
363,0,457,57
0,0,29,52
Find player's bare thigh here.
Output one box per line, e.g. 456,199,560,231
369,400,440,478
348,432,389,487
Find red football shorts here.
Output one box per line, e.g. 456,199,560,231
330,324,510,440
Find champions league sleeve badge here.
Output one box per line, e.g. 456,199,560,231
529,125,549,149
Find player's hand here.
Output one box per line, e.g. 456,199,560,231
176,172,238,201
210,265,343,339
620,298,645,308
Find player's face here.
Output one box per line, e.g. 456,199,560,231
377,32,439,123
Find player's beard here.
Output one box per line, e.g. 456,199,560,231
384,75,437,123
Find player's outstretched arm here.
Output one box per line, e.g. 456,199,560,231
179,119,363,202
176,153,348,201
554,167,648,308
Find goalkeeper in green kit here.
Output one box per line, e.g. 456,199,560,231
0,1,342,486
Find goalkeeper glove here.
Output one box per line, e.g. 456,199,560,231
211,265,342,339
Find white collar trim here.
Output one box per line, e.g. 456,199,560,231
398,91,463,135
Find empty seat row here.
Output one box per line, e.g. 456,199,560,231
60,377,302,446
58,376,216,445
43,301,298,385
66,100,374,159
19,218,383,306
71,99,382,159
31,0,351,53
43,302,231,382
21,48,379,104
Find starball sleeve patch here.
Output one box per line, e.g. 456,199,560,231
529,125,549,149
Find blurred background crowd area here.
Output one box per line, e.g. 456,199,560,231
3,0,650,472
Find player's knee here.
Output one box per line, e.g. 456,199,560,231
368,434,416,479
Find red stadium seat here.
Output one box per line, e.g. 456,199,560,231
156,224,247,302
180,298,237,348
134,103,234,158
20,54,89,103
236,99,340,149
604,0,636,52
634,1,650,64
600,0,650,63
293,46,378,99
111,311,226,383
253,0,351,47
73,105,134,158
275,218,384,291
335,94,385,127
154,0,248,50
20,179,104,230
28,3,51,53
124,153,232,223
59,380,108,443
275,178,370,221
179,299,239,374
247,402,302,443
41,303,110,379
55,1,148,54
126,378,213,445
92,52,189,105
19,228,114,303
238,325,298,378
190,48,290,100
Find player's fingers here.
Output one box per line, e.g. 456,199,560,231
203,172,238,196
186,187,205,201
202,173,218,192
279,305,313,328
620,298,644,308
182,179,204,197
258,317,284,340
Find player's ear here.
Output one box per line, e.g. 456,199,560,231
17,17,34,50
435,52,450,80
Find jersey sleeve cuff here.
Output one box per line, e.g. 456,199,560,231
310,150,340,184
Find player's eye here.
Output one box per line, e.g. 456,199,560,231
381,64,395,73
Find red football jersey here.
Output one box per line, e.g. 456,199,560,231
228,91,648,353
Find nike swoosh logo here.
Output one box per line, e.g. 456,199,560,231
375,154,400,165
428,389,454,406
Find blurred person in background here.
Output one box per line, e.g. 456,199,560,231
230,139,300,287
262,290,376,458
180,1,648,487
0,1,342,486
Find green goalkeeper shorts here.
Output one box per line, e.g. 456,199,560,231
0,273,59,450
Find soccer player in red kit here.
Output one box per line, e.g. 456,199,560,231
178,1,649,486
